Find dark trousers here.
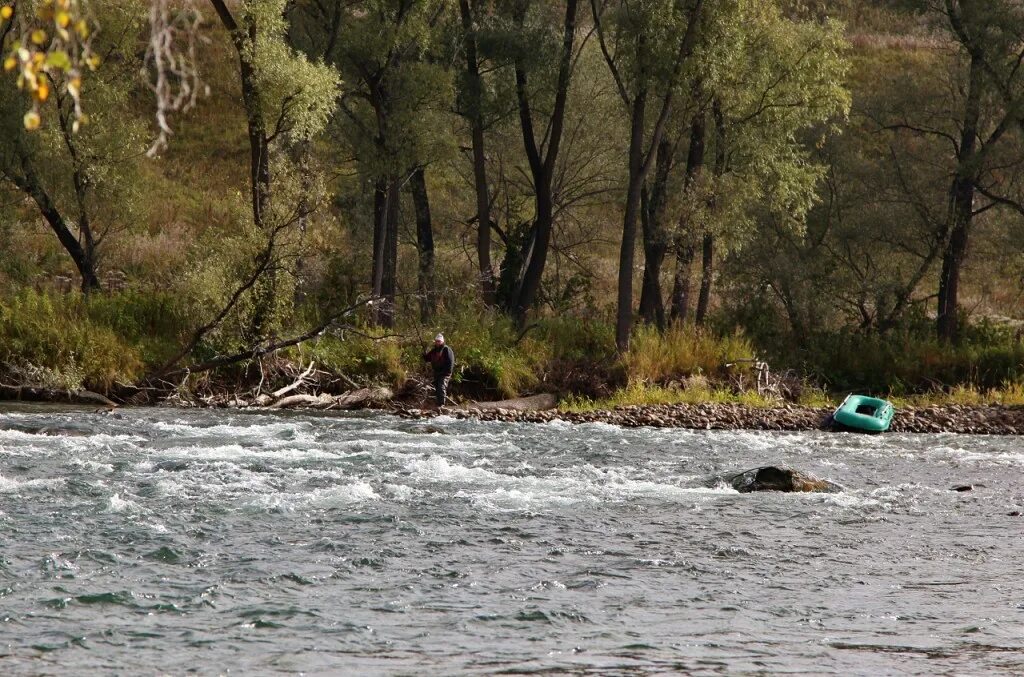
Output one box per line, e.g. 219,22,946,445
433,373,450,406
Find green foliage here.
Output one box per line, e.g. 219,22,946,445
560,382,777,412
537,316,616,363
0,289,145,391
243,0,340,143
784,329,1024,394
299,332,407,387
424,310,545,399
624,323,756,385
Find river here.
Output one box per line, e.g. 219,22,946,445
1,405,1022,675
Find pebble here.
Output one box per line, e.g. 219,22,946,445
399,403,1024,435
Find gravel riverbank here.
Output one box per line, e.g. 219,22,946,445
401,402,1024,435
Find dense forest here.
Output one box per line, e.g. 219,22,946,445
1,0,1023,407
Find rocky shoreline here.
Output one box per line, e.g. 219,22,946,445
2,385,1023,434
399,401,1024,435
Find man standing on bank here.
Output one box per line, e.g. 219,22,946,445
423,333,455,407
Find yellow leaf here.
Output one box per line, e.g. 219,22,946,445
23,110,41,130
35,80,49,102
30,29,47,45
0,6,12,20
2,56,15,71
56,11,70,27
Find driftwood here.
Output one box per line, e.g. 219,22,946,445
0,383,116,408
270,393,334,409
269,387,394,411
462,393,557,412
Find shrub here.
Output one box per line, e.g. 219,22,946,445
0,290,144,391
298,332,407,388
624,323,756,386
791,330,1024,394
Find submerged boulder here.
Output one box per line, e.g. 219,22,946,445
727,466,842,494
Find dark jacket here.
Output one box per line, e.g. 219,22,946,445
423,345,455,376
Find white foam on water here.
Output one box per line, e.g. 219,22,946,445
107,493,144,514
0,429,46,442
0,473,64,493
70,459,115,474
152,419,315,437
249,481,381,511
150,444,345,463
935,448,1024,467
381,483,419,501
405,454,502,483
335,437,499,452
465,487,582,511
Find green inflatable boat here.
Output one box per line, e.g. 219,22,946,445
831,394,894,433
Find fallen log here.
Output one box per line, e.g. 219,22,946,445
334,387,393,410
268,387,394,411
0,383,116,408
270,394,334,410
461,393,557,412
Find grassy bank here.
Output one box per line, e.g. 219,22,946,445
2,289,1024,408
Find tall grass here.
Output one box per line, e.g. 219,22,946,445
624,324,756,385
560,382,777,412
0,290,145,391
793,330,1024,394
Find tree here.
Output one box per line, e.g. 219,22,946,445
691,2,849,325
291,0,449,328
933,0,1024,342
493,0,581,325
456,0,497,305
592,0,705,351
203,0,337,339
0,3,145,293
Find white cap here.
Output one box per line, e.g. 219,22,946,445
434,333,444,342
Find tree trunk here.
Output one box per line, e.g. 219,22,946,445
937,54,983,343
670,242,694,322
210,0,270,229
505,0,579,325
670,112,706,323
371,178,387,324
695,101,725,326
381,174,401,328
695,232,714,324
638,139,674,329
615,87,649,351
459,0,496,305
409,167,436,322
937,181,973,342
11,154,101,292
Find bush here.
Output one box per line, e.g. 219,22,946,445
0,290,144,391
426,310,546,399
624,323,756,386
298,332,407,388
789,329,1024,394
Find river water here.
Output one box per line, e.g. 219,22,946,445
0,405,1022,675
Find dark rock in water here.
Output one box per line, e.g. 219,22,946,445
416,425,446,435
952,485,974,492
154,460,189,472
1008,511,1022,517
727,466,842,494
